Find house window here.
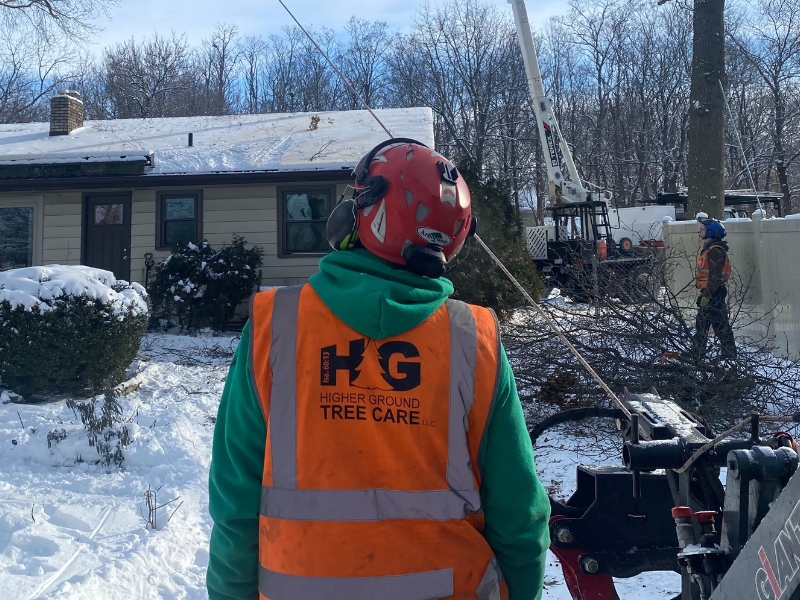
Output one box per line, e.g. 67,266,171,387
157,191,202,249
0,205,35,271
279,187,333,256
94,204,124,226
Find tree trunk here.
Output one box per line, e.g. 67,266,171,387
687,0,726,219
773,85,791,215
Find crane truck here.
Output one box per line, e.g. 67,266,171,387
508,0,660,303
509,3,800,599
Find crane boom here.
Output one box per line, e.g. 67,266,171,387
507,0,589,204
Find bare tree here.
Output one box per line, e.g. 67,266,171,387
0,21,78,122
294,26,342,112
102,33,194,118
389,0,524,175
195,23,240,116
562,0,632,192
338,17,390,109
0,0,116,39
261,27,303,113
257,25,343,113
686,0,727,218
238,34,267,114
64,56,112,119
728,0,800,215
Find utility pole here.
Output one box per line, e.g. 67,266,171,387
686,0,727,219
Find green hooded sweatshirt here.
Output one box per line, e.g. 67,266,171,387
207,248,550,600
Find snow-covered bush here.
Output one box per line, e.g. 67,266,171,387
149,235,263,332
0,265,149,397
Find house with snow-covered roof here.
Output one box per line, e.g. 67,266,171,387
0,91,434,288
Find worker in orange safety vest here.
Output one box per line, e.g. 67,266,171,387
207,138,551,600
693,215,736,360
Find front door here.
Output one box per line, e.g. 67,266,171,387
84,194,131,281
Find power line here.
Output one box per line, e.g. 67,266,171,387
276,0,394,138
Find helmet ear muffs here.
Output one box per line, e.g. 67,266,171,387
326,199,359,251
401,243,447,278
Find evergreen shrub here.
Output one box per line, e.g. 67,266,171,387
448,170,543,320
0,266,149,397
148,235,263,331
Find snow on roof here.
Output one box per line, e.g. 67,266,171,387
0,265,148,318
0,107,434,176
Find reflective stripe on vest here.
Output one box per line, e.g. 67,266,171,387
259,565,454,600
259,559,503,600
250,285,507,600
268,285,301,489
696,246,731,289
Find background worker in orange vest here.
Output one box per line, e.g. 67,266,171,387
207,138,551,600
693,216,736,360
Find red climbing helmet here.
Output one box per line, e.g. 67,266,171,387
352,138,474,272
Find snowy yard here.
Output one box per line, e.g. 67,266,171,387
0,332,679,599
0,333,234,600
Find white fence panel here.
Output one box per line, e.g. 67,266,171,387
663,215,800,360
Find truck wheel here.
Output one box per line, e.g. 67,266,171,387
619,237,634,254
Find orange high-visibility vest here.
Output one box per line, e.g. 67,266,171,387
249,284,507,600
696,245,731,289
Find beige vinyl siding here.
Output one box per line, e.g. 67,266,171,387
10,179,349,287
42,192,81,265
130,190,165,286
203,186,274,249
203,183,349,287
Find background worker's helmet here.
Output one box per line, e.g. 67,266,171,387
698,217,726,240
326,137,476,278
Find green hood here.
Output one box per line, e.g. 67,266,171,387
308,248,453,340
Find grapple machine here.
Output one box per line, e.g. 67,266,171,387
532,392,800,600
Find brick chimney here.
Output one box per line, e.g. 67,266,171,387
49,90,84,136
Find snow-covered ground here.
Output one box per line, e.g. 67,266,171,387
0,332,679,599
0,333,236,600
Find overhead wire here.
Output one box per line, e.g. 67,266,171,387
276,0,394,138
719,79,764,214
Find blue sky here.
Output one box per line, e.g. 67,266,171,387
92,0,566,49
